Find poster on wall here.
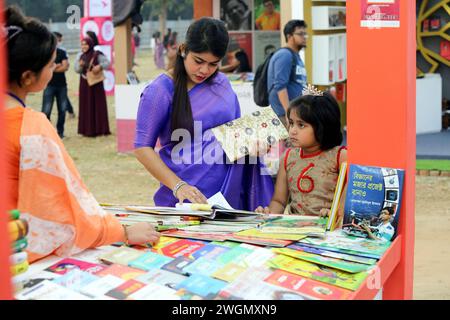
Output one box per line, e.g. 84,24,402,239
360,0,400,28
254,31,280,68
254,0,281,31
220,0,252,31
88,0,112,17
223,32,253,71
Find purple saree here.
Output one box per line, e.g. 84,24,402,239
135,72,273,210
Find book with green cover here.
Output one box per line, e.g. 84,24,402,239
272,248,370,273
267,254,368,291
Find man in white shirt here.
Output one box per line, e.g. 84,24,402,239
361,207,395,242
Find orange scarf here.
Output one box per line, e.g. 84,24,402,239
18,109,124,263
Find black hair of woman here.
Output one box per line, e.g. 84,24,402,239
5,5,57,87
170,17,229,133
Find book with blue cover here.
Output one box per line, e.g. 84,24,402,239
342,164,405,242
128,251,174,271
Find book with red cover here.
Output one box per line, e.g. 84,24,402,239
45,258,106,275
155,239,205,258
104,279,146,300
264,269,352,300
95,264,146,280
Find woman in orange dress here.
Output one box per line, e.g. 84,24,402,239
3,6,160,263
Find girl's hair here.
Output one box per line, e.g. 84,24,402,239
171,18,229,133
287,92,343,151
5,5,57,86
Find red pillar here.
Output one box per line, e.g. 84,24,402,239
347,1,416,299
193,0,213,19
0,0,14,299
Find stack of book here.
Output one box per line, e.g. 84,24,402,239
8,209,30,292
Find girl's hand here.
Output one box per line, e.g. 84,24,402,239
319,208,330,217
176,184,208,204
125,223,161,246
255,206,271,214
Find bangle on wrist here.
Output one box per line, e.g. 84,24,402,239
173,180,187,198
122,225,129,246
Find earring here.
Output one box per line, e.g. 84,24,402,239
181,52,186,58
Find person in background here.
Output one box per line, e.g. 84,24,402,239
166,31,178,70
134,17,273,209
86,30,99,47
219,40,251,74
256,90,347,217
163,27,172,50
267,20,308,128
53,31,75,119
222,0,252,31
74,37,111,137
255,0,281,30
153,31,165,69
41,31,70,138
3,5,160,263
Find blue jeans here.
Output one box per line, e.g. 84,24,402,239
42,86,68,138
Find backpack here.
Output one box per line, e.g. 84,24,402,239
253,48,298,107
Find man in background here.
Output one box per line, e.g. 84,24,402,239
267,20,308,127
41,32,71,138
255,0,280,30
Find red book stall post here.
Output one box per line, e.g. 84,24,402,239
0,0,14,300
346,0,416,299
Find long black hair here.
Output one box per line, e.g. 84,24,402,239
288,92,343,151
171,18,229,133
5,5,57,87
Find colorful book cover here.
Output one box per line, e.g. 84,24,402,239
174,288,204,300
135,269,188,289
156,239,205,258
127,282,181,300
104,279,146,300
219,267,308,300
95,264,146,280
211,108,288,162
228,234,293,247
262,215,327,229
98,246,145,266
216,244,254,265
183,257,225,276
53,269,99,292
175,274,227,299
265,269,352,300
161,256,195,275
79,275,125,299
267,254,368,291
235,228,307,241
190,243,231,260
287,243,377,265
160,229,229,242
211,241,240,248
16,280,89,300
45,258,106,275
239,247,276,268
150,236,180,252
211,263,247,283
128,251,174,271
324,232,386,258
272,247,370,273
327,161,348,231
342,164,404,241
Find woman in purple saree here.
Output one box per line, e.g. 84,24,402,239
134,18,273,210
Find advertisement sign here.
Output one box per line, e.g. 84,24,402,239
360,0,400,28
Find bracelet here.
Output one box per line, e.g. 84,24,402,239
173,180,188,198
122,225,129,246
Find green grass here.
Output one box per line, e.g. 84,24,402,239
416,159,450,172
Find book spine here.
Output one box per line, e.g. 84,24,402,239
10,251,28,265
